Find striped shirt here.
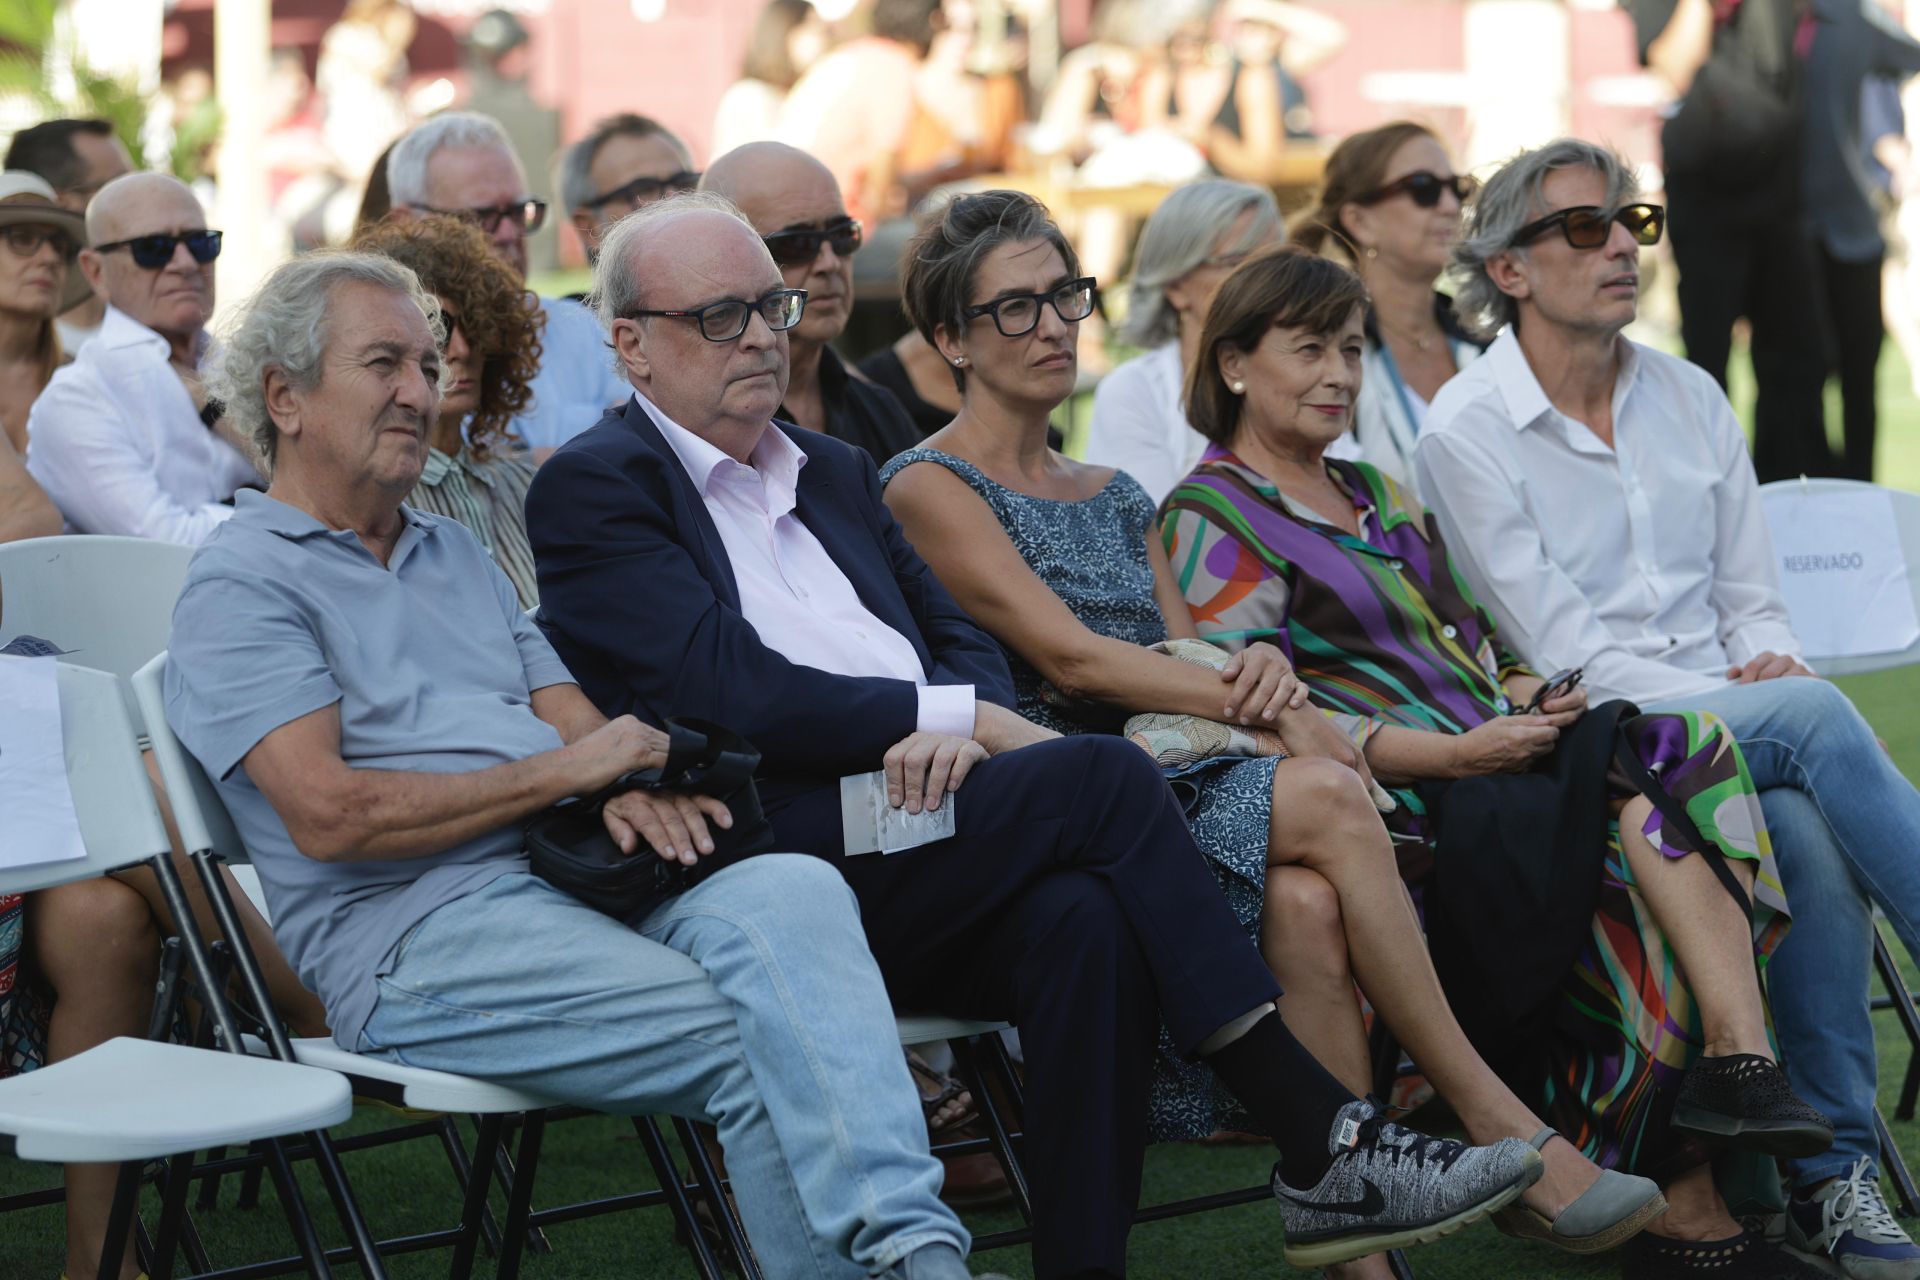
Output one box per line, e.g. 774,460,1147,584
1161,446,1533,746
406,447,539,609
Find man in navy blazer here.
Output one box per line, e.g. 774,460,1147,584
526,194,1541,1279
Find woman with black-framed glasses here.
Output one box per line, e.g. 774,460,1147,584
1291,121,1487,499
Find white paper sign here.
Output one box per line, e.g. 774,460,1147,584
0,656,86,871
1763,488,1920,659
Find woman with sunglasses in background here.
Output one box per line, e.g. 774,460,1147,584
351,214,545,606
879,192,1670,1278
1290,121,1483,499
1085,179,1285,503
0,172,74,543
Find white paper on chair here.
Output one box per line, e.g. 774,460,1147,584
0,655,86,870
1763,488,1920,658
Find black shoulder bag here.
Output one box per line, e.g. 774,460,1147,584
526,717,776,918
1660,0,1803,192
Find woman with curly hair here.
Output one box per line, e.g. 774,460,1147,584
350,213,546,605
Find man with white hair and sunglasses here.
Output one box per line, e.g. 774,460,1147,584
387,110,628,460
1418,137,1920,1280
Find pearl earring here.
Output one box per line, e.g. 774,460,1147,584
953,357,968,367
1363,246,1378,260
1230,380,1246,394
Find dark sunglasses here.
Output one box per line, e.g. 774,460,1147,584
625,287,807,342
93,229,222,268
425,199,548,235
1,225,78,261
582,170,701,212
1358,170,1477,209
1511,203,1665,250
762,217,863,267
964,276,1098,338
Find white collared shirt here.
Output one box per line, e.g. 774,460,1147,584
640,393,975,736
1085,342,1206,505
1413,328,1802,706
26,305,261,545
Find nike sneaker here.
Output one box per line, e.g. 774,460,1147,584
1273,1097,1542,1268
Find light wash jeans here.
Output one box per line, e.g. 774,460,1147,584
1649,677,1920,1188
356,856,966,1278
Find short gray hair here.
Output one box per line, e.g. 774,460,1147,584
591,190,754,336
216,251,440,474
555,113,691,219
1450,137,1639,340
1119,180,1283,348
387,111,518,209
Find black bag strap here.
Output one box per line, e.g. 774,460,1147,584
1611,730,1753,924
574,717,763,813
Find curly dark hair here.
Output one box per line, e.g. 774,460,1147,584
349,214,544,459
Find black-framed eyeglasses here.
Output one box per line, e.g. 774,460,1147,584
1358,170,1476,209
93,229,222,268
964,276,1098,338
580,171,701,213
624,288,807,342
1,225,78,261
763,216,863,267
423,199,548,235
1511,202,1664,250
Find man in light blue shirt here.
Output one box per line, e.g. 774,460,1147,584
387,111,628,460
164,247,988,1280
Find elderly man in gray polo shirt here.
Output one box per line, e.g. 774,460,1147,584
162,250,987,1280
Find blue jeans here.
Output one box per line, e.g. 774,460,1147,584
1649,677,1920,1187
357,857,966,1278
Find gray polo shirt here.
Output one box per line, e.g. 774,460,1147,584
165,490,576,1048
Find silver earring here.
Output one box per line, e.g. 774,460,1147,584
953,357,968,367
1230,380,1246,394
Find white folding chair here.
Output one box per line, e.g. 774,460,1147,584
134,653,767,1280
0,664,352,1280
1759,478,1920,1213
0,535,194,731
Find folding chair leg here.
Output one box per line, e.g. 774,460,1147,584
486,1116,550,1257
1902,1049,1920,1123
1388,1247,1417,1279
448,1113,505,1280
96,1160,145,1280
952,1035,1032,1224
436,1116,505,1258
1877,1107,1920,1219
634,1117,727,1280
495,1111,547,1280
195,1145,228,1212
257,1135,336,1279
147,1147,201,1280
672,1117,764,1280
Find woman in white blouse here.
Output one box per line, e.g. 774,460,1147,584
1084,179,1283,503
1289,121,1484,497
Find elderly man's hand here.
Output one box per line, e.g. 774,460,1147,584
971,701,1061,755
568,714,672,791
603,790,734,865
883,732,988,814
1221,642,1308,725
1727,651,1817,683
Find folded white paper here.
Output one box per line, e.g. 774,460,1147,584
839,770,957,856
1763,487,1920,659
0,656,86,871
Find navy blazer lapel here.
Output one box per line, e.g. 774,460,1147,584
621,399,743,609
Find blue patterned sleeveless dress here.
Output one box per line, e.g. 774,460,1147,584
880,447,1274,1141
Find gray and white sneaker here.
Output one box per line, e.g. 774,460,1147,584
1273,1098,1543,1269
1783,1158,1920,1280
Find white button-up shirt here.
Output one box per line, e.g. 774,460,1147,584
642,394,975,737
1413,329,1802,707
26,305,261,545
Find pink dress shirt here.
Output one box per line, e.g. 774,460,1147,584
642,394,976,738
